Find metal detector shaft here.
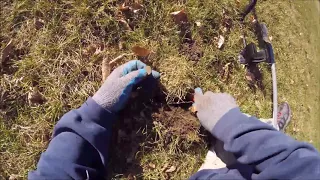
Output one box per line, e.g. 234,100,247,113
266,42,278,130
271,63,278,130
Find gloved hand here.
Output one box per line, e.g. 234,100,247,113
193,88,239,131
93,60,160,113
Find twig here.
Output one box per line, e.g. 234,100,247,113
108,53,133,65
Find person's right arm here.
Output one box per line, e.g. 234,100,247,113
191,89,320,179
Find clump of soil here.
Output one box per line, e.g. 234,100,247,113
108,84,205,178
180,42,204,62
152,106,201,143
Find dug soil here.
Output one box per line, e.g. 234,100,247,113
107,83,206,178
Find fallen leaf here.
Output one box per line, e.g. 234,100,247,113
132,2,144,13
28,88,46,105
148,163,156,169
170,10,188,25
118,18,132,31
217,35,225,49
165,165,176,173
119,2,143,13
1,40,13,64
119,2,129,11
132,46,150,57
34,18,44,30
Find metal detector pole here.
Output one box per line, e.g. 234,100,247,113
266,42,279,130
271,63,278,130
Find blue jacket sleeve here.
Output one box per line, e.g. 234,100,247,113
191,108,320,179
28,98,116,179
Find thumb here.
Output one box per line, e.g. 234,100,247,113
194,87,203,102
191,87,203,113
121,69,148,90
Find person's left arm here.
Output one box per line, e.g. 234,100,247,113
28,60,160,179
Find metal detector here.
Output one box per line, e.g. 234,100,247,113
238,0,279,130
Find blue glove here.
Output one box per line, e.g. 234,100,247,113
193,88,239,132
93,60,160,113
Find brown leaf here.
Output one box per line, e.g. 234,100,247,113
170,10,188,25
119,2,130,11
28,88,46,105
118,18,132,31
34,18,44,30
119,2,143,13
165,165,176,173
132,2,144,13
1,40,13,64
132,46,150,57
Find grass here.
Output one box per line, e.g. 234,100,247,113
1,0,319,179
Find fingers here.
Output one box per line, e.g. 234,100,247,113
191,87,204,113
115,60,160,79
194,87,204,101
121,68,148,91
194,87,203,95
122,60,147,75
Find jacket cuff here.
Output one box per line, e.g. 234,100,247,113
78,97,117,128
